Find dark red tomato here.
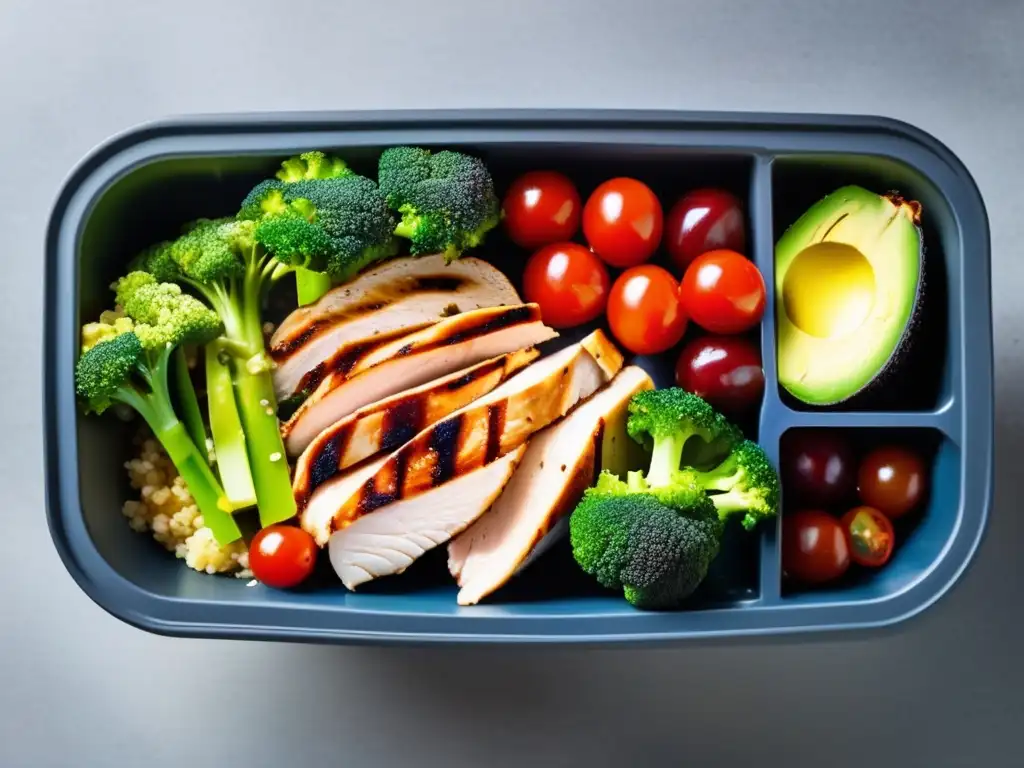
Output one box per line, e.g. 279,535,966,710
679,249,766,334
665,188,747,272
606,264,688,355
502,171,582,248
674,334,764,418
522,242,610,328
857,445,928,518
582,177,664,268
841,506,896,568
780,430,856,506
782,510,851,585
249,525,317,589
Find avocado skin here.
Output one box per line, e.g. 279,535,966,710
775,186,933,409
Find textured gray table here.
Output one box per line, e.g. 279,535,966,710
3,1,1021,765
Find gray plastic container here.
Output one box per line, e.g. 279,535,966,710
44,110,993,645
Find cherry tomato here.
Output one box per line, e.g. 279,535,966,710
502,171,582,248
841,506,896,568
249,525,317,589
780,430,856,507
521,242,610,328
606,264,688,355
857,445,928,518
679,249,766,334
782,510,851,585
665,188,747,272
582,177,664,268
674,334,764,418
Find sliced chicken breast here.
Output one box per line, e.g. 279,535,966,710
299,328,624,546
271,255,520,398
292,347,540,510
282,304,557,456
328,446,527,590
448,365,655,605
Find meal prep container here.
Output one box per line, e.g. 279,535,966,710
44,110,993,645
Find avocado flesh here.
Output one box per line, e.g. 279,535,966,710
775,185,923,406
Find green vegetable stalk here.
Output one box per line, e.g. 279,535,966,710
171,347,209,457
205,344,256,510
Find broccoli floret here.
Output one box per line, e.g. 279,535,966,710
75,283,241,547
377,146,500,261
692,439,780,531
626,389,741,488
149,216,296,526
569,470,723,610
239,152,399,305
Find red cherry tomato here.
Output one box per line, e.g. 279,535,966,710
780,430,857,507
606,264,688,356
665,188,747,272
582,177,664,268
674,334,764,418
249,525,317,589
521,242,610,328
782,510,851,585
857,445,928,519
502,171,582,248
679,249,766,334
841,506,896,568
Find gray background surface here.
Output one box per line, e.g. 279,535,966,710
2,0,1021,765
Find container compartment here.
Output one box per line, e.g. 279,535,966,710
777,427,955,601
771,154,954,413
44,111,992,643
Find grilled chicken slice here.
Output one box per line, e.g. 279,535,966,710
328,446,528,590
292,347,540,510
299,328,624,546
271,255,520,399
448,365,654,606
282,304,557,456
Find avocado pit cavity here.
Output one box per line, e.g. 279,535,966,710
782,242,876,339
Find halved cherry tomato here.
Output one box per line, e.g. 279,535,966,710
841,506,896,568
782,510,850,585
606,264,688,355
502,171,582,248
522,242,610,328
582,177,664,268
249,525,317,589
679,249,766,334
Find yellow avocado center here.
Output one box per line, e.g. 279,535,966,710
782,242,876,338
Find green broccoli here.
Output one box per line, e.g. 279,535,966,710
626,388,741,488
113,272,209,458
145,217,298,527
238,151,399,305
377,146,501,261
691,439,780,531
569,388,781,610
75,282,242,546
569,470,723,610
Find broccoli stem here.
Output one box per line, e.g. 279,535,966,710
116,353,241,546
205,345,256,510
646,433,688,488
295,267,332,306
171,347,209,459
227,256,297,527
708,490,758,530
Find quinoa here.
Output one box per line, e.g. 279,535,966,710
122,434,252,578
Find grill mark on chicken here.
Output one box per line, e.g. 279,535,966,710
430,414,463,486
270,274,474,358
394,305,536,358
380,397,426,454
298,421,353,511
485,403,506,463
296,326,414,395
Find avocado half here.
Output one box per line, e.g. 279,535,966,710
775,185,924,406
